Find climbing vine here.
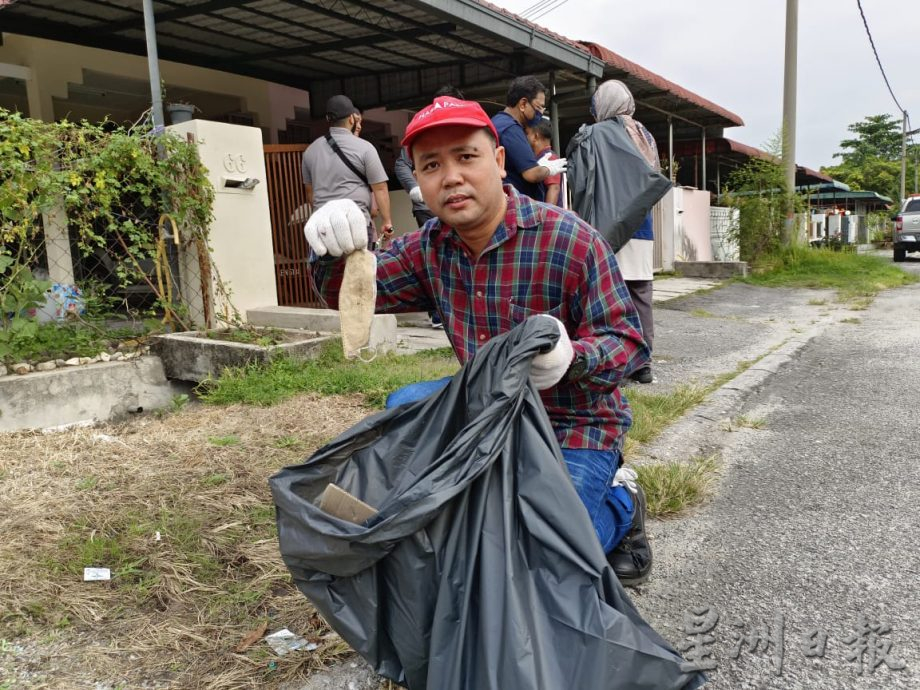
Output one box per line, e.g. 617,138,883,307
0,108,215,331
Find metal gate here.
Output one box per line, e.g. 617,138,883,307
263,144,322,307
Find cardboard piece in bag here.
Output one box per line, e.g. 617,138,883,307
319,483,378,524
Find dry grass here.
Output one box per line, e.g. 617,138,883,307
0,394,375,689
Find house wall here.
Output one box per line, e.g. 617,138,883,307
0,34,276,128
675,187,713,262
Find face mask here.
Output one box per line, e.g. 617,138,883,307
529,110,545,128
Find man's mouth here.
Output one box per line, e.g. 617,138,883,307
444,193,470,207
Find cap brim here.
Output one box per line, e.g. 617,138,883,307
401,116,496,150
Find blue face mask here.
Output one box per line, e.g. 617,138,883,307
526,100,545,128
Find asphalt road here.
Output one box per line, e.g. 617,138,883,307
632,257,920,689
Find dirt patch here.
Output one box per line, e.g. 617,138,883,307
0,394,381,689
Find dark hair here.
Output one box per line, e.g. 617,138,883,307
505,75,545,107
530,119,553,141
434,84,465,99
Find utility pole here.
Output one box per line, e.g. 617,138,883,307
901,119,920,200
142,0,165,133
782,0,798,243
900,111,907,203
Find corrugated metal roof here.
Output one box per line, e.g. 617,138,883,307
0,0,741,136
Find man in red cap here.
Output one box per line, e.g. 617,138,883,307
305,96,653,585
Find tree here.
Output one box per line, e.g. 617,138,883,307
821,114,918,204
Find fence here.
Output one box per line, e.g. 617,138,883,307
9,205,209,330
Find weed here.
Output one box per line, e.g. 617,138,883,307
273,436,302,449
75,476,98,491
208,435,240,447
807,298,827,306
690,308,717,318
637,455,719,518
841,317,862,324
201,472,232,486
729,415,767,430
170,393,190,412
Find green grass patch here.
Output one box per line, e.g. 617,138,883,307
198,341,460,408
637,455,719,518
741,246,917,303
626,385,710,445
841,317,862,324
690,308,717,318
207,435,240,447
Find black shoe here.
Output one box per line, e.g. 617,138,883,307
630,366,653,384
607,484,653,586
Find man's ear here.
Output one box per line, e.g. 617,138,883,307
495,145,507,179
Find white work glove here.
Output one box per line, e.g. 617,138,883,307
304,199,367,257
538,152,567,176
408,186,424,204
530,315,575,390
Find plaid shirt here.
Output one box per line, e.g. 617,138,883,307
311,185,649,450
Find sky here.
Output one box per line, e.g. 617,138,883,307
493,0,920,170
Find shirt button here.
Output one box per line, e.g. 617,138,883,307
476,290,483,298
479,334,486,341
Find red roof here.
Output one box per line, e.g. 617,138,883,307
581,43,744,127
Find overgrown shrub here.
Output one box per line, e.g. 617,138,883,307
0,108,214,330
721,134,801,264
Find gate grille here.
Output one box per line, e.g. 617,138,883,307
263,144,322,307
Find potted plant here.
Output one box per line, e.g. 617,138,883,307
166,101,198,125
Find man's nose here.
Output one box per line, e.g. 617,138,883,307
441,161,463,186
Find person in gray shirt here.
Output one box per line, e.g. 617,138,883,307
302,95,393,245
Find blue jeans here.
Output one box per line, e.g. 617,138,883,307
561,448,634,553
386,380,635,553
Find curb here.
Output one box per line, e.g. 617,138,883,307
634,319,832,466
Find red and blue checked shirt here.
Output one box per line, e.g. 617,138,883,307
310,185,649,451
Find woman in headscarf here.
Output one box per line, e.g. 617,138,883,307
588,79,661,385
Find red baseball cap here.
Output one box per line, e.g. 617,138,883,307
401,97,499,154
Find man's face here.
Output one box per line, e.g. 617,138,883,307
412,126,506,234
520,91,546,123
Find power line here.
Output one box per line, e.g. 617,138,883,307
855,0,905,114
530,0,570,22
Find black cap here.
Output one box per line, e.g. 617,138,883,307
325,95,359,121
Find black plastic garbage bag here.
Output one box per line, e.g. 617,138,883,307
270,317,705,690
566,118,673,253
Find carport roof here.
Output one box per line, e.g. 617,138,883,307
0,0,742,135
1,0,601,110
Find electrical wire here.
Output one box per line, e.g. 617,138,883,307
530,0,570,22
855,0,905,114
519,0,557,18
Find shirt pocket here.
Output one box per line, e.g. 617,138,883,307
503,301,566,331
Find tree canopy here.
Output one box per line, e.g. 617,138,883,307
821,114,918,204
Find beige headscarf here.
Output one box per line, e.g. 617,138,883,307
591,80,660,171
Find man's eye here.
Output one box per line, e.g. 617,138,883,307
422,161,439,172
460,154,476,161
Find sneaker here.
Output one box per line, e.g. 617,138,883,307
429,313,443,329
630,366,653,384
607,482,653,586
